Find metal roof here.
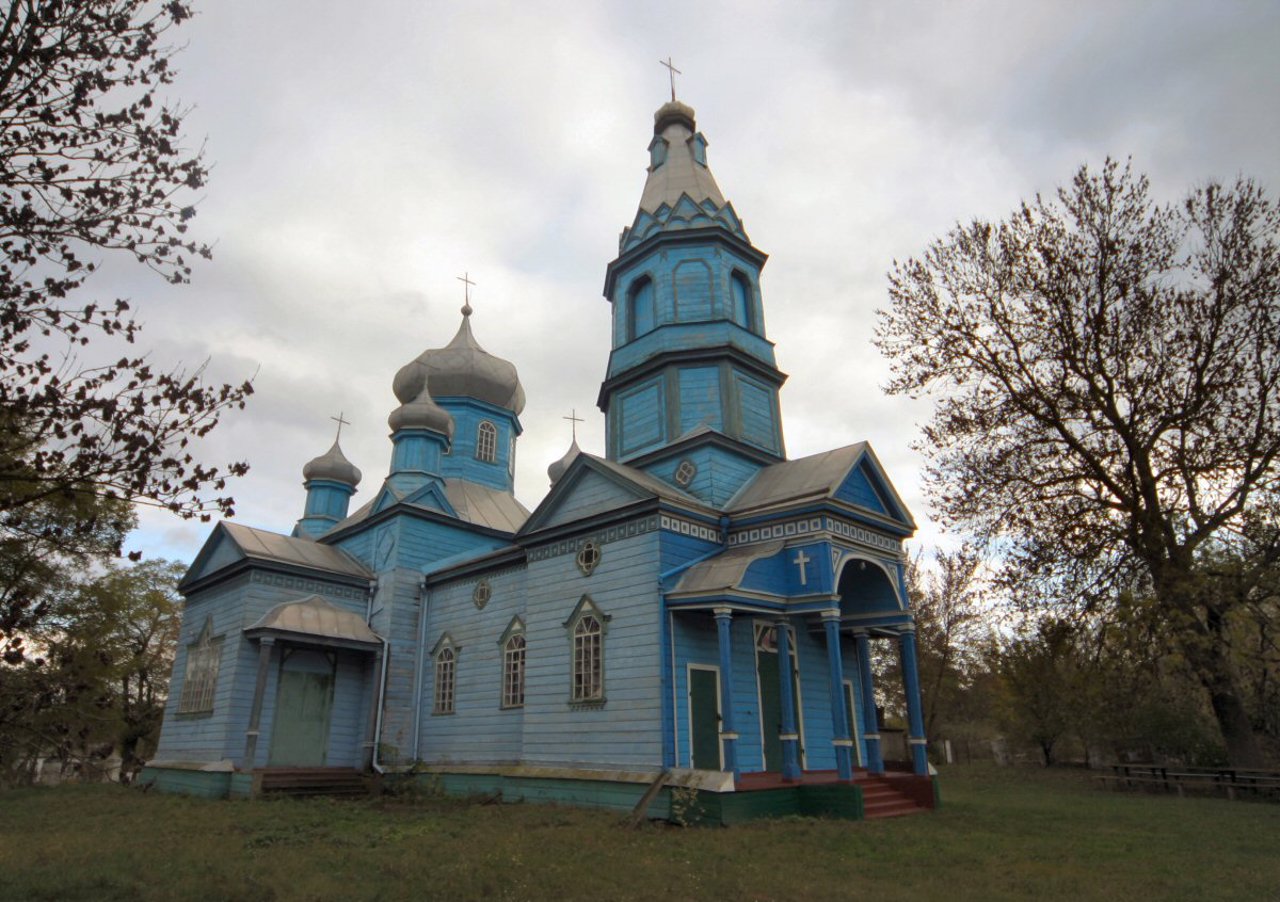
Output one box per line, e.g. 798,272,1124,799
217,522,372,578
245,595,381,649
392,307,525,415
302,439,362,487
728,443,869,512
671,540,785,596
442,479,530,532
638,101,727,214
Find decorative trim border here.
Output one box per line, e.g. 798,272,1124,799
659,514,722,543
728,517,822,546
249,572,366,600
528,516,660,562
826,518,902,555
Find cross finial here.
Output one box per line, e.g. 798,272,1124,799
457,271,476,316
659,57,681,102
563,408,585,442
329,411,351,442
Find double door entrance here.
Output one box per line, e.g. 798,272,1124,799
268,649,335,767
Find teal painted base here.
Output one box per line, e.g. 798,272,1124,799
138,766,232,799
400,772,867,826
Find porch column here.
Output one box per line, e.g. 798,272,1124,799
775,619,802,782
821,610,854,781
713,607,739,780
362,643,384,772
898,628,930,775
242,637,275,769
855,631,884,774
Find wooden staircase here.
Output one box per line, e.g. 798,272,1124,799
256,768,372,799
858,775,928,819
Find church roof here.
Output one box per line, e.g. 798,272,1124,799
327,478,530,536
727,442,916,529
547,438,581,486
393,305,525,415
181,521,372,592
245,595,382,650
619,101,750,254
302,440,361,487
638,101,726,214
669,540,785,597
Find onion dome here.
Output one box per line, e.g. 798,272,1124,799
393,304,525,415
388,383,455,439
547,438,581,486
302,440,362,487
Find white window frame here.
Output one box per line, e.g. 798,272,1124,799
476,420,498,463
564,596,608,704
178,617,222,714
433,636,457,715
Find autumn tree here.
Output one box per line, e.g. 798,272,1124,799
0,0,251,659
905,546,986,741
877,160,1280,767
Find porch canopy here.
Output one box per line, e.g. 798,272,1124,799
244,595,382,652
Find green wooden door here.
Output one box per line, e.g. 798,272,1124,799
689,667,721,770
268,665,333,767
758,649,783,771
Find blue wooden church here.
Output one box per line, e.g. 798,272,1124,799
145,98,937,821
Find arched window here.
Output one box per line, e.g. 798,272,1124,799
433,639,456,715
573,616,602,702
178,618,222,714
476,421,497,463
503,634,526,708
627,277,655,341
730,272,752,330
563,595,608,704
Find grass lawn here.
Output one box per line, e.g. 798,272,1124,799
1,764,1277,901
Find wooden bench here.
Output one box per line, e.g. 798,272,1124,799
1095,765,1280,802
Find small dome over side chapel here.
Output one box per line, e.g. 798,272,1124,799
388,383,455,439
548,438,581,486
302,440,362,487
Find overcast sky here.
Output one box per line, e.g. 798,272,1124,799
110,0,1280,565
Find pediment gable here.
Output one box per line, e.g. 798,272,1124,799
180,525,245,589
521,461,650,535
838,447,913,528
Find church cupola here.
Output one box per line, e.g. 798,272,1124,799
295,439,361,538
598,98,787,506
386,382,453,494
392,299,524,493
547,437,581,486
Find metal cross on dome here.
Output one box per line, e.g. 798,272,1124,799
659,56,681,102
457,271,476,314
330,411,351,441
563,408,584,442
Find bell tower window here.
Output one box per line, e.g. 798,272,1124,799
476,421,498,463
731,272,752,331
627,277,655,341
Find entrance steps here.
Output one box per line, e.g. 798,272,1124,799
256,768,371,798
858,775,928,819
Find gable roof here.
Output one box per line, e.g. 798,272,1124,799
181,521,372,592
519,451,714,537
727,442,916,529
324,478,530,537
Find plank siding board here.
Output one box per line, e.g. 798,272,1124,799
678,366,723,434
538,470,644,530
735,373,778,452
619,379,665,455
834,464,889,515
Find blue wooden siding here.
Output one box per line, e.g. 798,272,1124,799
539,469,642,530
436,399,519,493
418,567,527,765
838,561,903,614
643,445,762,507
678,365,723,433
618,378,665,456
519,532,663,769
834,463,889,515
735,373,778,452
672,259,713,322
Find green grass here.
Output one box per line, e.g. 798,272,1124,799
2,765,1277,901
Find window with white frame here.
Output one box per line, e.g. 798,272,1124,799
476,420,498,463
565,596,608,704
433,638,456,714
502,633,526,708
178,618,222,714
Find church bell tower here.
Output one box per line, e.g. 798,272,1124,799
598,99,787,505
